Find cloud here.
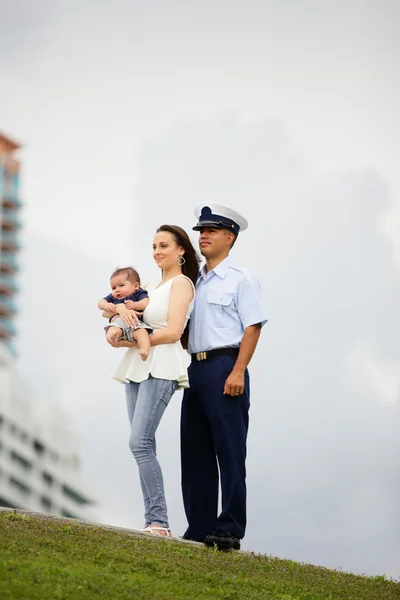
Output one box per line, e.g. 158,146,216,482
349,342,400,406
16,115,400,578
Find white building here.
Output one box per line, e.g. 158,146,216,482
0,131,95,519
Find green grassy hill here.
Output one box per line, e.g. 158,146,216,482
0,511,398,600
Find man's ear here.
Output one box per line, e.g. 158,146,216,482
224,230,235,247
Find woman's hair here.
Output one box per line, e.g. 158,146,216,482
156,224,200,287
156,225,201,349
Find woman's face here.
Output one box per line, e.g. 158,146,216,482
153,231,184,270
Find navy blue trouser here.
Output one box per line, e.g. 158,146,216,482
181,355,250,541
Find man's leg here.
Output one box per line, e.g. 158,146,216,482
203,356,250,544
181,363,219,542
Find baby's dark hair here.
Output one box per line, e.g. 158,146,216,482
110,267,140,284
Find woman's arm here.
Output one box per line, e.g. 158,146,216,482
112,278,193,348
149,278,193,346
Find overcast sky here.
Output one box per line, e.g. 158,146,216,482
1,0,399,579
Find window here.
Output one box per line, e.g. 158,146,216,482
10,450,32,471
61,509,78,519
41,496,52,511
33,439,45,456
9,476,31,495
42,471,54,486
0,495,17,509
62,484,90,505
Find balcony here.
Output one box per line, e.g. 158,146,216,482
0,316,16,336
1,230,20,252
1,208,22,231
2,196,22,209
0,253,19,273
2,176,22,207
0,296,17,315
0,275,18,294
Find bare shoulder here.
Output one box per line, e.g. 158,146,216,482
171,276,195,299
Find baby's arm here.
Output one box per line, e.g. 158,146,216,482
98,298,117,314
124,298,149,311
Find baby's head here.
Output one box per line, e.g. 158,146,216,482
110,267,141,300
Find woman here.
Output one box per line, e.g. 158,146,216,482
109,225,199,537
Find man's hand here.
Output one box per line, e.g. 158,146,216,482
223,369,245,397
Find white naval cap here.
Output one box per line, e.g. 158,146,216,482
193,203,248,235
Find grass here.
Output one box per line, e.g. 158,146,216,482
0,512,399,600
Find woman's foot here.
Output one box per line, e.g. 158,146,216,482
140,525,172,537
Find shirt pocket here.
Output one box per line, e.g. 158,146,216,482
207,291,234,307
207,291,235,324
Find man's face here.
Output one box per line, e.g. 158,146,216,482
198,227,234,258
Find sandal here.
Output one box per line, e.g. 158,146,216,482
140,526,172,537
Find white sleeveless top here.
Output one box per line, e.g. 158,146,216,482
112,275,195,389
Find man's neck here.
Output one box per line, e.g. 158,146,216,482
205,253,230,274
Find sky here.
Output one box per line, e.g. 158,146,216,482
1,0,399,579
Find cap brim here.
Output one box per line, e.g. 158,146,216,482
192,220,233,231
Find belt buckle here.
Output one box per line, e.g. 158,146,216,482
196,351,207,361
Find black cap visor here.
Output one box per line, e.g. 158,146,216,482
193,220,233,231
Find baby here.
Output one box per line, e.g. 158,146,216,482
97,267,151,360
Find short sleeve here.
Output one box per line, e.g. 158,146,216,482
103,293,115,303
135,288,149,301
235,273,268,330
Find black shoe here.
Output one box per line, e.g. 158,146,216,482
204,530,241,550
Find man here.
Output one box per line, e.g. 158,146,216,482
181,203,267,550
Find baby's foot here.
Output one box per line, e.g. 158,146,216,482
139,349,149,361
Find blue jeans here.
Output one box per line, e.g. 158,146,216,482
126,376,176,527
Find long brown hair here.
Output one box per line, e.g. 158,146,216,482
156,224,201,348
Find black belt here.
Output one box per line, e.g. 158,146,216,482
191,347,239,362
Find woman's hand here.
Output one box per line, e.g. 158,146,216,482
116,304,139,328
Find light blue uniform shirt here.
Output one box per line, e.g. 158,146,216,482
188,257,267,354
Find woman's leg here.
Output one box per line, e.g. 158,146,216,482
128,376,176,528
126,381,151,527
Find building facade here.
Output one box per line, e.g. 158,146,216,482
0,133,21,357
0,131,94,520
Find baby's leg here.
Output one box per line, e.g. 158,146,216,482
133,328,150,361
106,326,124,345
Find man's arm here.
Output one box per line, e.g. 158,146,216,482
223,323,261,397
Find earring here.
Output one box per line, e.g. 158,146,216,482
178,255,186,266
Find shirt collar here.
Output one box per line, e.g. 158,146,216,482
199,256,231,280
